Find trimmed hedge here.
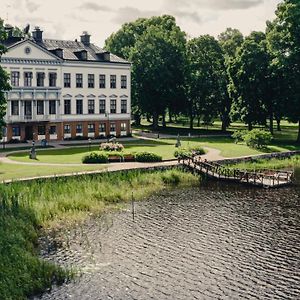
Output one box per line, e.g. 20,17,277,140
134,152,162,162
174,146,205,159
82,152,108,164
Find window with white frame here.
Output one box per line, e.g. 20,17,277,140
99,123,106,133
37,72,45,87
88,99,95,114
37,100,44,115
121,75,127,89
110,122,116,133
99,74,106,88
76,99,83,114
88,74,94,88
64,99,71,115
76,73,83,88
49,100,56,115
49,72,57,87
49,125,56,135
110,75,116,88
99,99,106,114
76,124,83,133
121,99,127,113
11,101,19,115
12,126,20,136
64,73,71,88
88,123,95,133
24,72,32,87
64,124,71,134
121,122,127,131
110,99,116,114
11,71,19,87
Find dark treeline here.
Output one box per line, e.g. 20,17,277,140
105,0,300,143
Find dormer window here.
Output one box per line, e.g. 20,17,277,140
74,50,87,60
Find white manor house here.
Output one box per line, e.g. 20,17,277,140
0,25,131,142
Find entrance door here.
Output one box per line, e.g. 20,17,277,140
25,126,33,140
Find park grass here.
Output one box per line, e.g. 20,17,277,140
229,155,300,171
0,169,198,299
0,163,105,182
8,135,300,165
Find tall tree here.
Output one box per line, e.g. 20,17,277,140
186,35,228,130
267,0,300,142
229,32,270,130
218,28,244,131
105,15,186,129
0,19,10,138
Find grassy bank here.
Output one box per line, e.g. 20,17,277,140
229,155,300,171
0,168,198,299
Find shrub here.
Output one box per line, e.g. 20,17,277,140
190,145,205,155
174,148,192,159
100,142,124,152
243,129,273,149
82,151,108,164
134,152,162,162
174,146,205,159
232,130,247,144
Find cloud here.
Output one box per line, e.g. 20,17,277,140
172,10,202,24
164,0,263,11
78,2,112,12
112,7,158,24
25,0,40,12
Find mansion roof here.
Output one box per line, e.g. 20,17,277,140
2,35,129,65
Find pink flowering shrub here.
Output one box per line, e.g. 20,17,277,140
100,142,124,152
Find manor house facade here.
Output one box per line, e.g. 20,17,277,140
1,26,131,141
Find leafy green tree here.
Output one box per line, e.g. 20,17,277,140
218,28,244,131
218,28,244,59
267,0,300,142
105,15,186,129
0,19,11,138
186,35,228,130
229,32,270,130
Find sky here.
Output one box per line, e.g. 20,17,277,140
2,0,282,47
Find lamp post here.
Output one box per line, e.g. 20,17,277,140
105,111,110,142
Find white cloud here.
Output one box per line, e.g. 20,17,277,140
2,0,282,46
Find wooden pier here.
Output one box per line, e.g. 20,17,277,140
179,156,294,188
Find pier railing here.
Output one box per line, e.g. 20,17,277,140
179,155,293,188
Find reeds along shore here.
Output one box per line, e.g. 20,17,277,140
229,155,300,171
0,169,199,299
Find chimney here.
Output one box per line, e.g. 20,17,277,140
32,26,43,42
4,24,13,39
80,31,90,46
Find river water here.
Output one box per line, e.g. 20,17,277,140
38,168,300,300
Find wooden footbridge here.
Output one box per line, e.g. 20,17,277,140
179,156,294,188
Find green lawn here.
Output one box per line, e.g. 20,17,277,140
0,163,105,182
8,136,295,165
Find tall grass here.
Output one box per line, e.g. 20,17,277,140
0,168,198,299
230,155,300,171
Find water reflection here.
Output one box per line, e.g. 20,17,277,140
38,169,300,300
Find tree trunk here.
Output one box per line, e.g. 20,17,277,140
248,122,253,131
168,110,173,123
269,113,274,135
146,114,151,123
221,117,227,132
134,113,141,126
162,113,166,128
276,118,281,131
152,112,159,130
297,120,300,144
189,115,194,129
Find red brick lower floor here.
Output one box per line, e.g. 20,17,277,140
6,119,131,141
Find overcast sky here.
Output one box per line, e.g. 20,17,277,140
3,0,282,47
